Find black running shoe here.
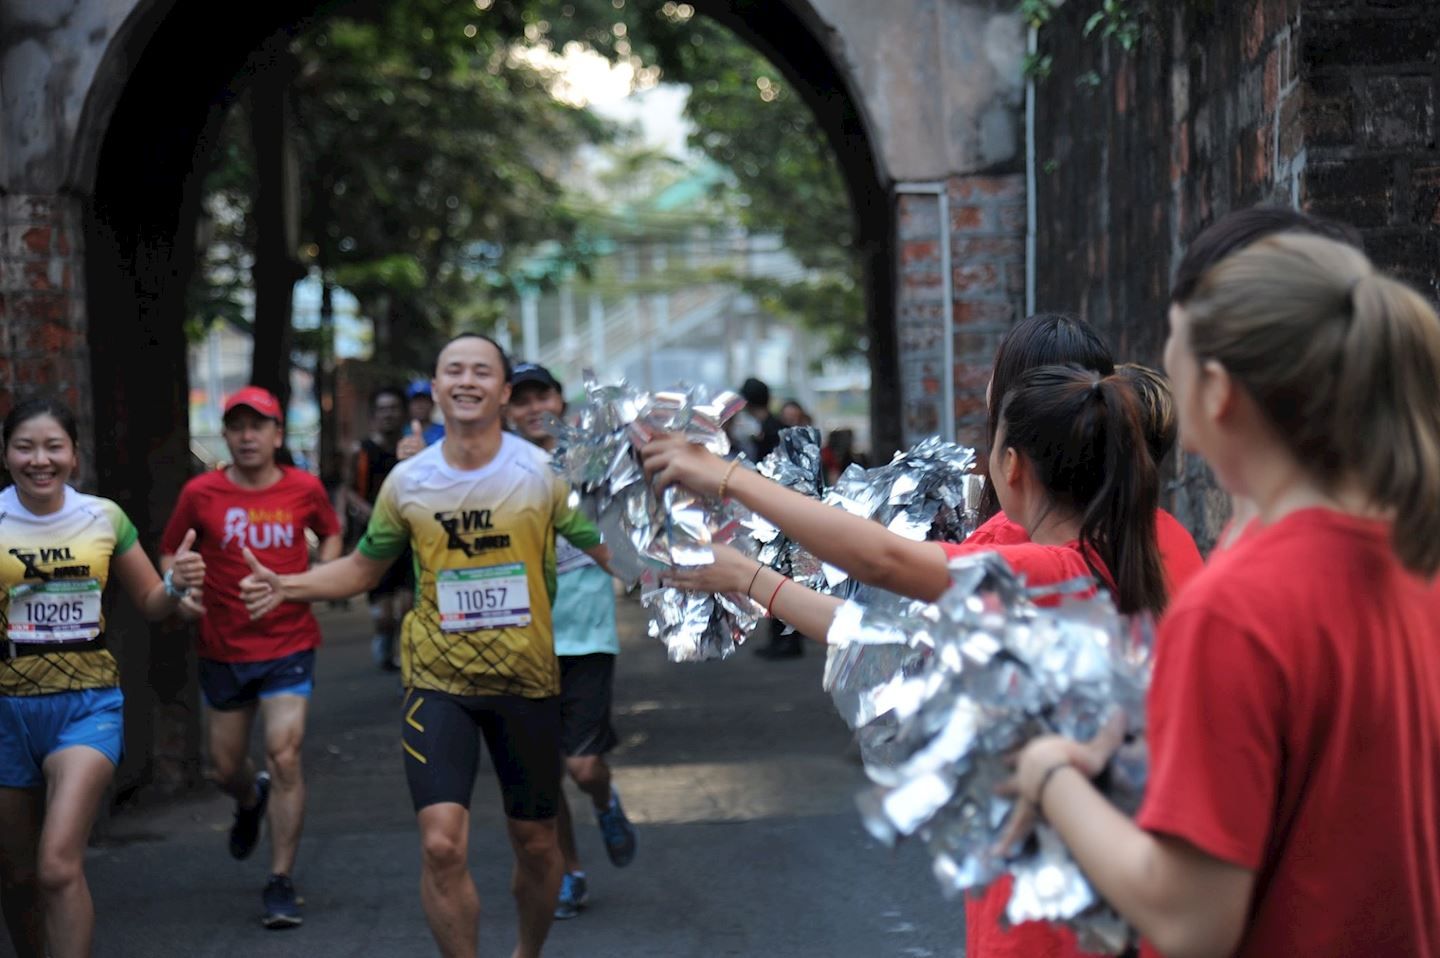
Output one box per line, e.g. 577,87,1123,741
262,874,303,929
229,771,270,860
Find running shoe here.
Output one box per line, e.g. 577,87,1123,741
262,873,303,929
228,771,270,860
554,871,588,920
595,788,637,868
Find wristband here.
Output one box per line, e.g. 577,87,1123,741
716,459,741,499
163,567,186,600
1034,760,1074,809
745,562,765,599
766,576,787,613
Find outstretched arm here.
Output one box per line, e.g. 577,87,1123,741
240,547,390,619
581,542,620,580
667,542,843,642
642,435,952,602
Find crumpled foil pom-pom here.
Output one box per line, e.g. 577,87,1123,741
547,376,768,661
828,550,1154,954
548,377,985,661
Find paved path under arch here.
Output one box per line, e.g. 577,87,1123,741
84,596,964,957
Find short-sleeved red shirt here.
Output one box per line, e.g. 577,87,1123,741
162,467,341,663
966,509,1204,597
1139,508,1440,956
940,538,1110,958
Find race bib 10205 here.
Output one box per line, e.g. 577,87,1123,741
7,579,103,643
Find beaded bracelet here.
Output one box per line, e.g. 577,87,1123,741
716,458,741,499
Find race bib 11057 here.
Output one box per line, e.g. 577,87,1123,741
436,564,531,631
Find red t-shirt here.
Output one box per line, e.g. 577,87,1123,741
940,538,1108,958
967,509,1204,597
162,467,341,663
1139,508,1440,956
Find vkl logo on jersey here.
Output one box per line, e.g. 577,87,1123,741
434,509,511,557
9,546,90,580
221,507,296,551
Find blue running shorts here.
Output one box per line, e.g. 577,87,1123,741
0,687,125,787
199,649,316,712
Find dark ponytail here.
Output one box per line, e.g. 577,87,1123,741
979,314,1114,520
998,365,1167,615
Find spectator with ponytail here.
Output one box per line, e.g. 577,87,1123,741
965,320,1203,599
1001,234,1440,957
974,313,1113,528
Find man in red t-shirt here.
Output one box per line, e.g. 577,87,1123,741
160,386,341,930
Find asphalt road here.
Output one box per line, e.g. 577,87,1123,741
73,596,964,958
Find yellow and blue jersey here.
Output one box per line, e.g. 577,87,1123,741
0,485,138,696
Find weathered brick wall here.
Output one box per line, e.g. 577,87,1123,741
0,194,94,463
895,174,1025,450
1303,0,1440,300
0,192,201,801
896,191,947,443
1031,0,1310,551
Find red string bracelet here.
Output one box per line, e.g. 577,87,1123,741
766,576,787,613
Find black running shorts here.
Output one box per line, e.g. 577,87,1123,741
558,653,619,758
400,688,561,820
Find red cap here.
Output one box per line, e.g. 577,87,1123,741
223,386,283,422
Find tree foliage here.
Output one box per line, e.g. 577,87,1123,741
290,0,619,372
189,0,866,379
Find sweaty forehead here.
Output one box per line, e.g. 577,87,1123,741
437,337,503,371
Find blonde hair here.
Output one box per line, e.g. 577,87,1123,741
1117,363,1176,466
1181,233,1440,575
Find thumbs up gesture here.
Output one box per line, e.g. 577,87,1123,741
397,418,426,461
239,547,284,620
170,528,206,593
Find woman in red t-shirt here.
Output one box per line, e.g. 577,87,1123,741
645,364,1168,956
1000,234,1440,957
971,362,1204,598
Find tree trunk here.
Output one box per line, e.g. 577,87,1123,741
316,274,342,485
249,38,304,415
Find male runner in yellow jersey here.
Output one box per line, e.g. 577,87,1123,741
239,333,610,958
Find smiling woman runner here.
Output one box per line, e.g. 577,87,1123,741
0,397,205,958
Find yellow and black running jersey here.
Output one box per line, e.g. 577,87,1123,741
358,434,601,698
0,485,138,696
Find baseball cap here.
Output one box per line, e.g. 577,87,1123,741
510,362,562,393
223,386,282,422
407,379,432,400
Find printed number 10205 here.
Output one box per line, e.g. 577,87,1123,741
22,600,88,624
